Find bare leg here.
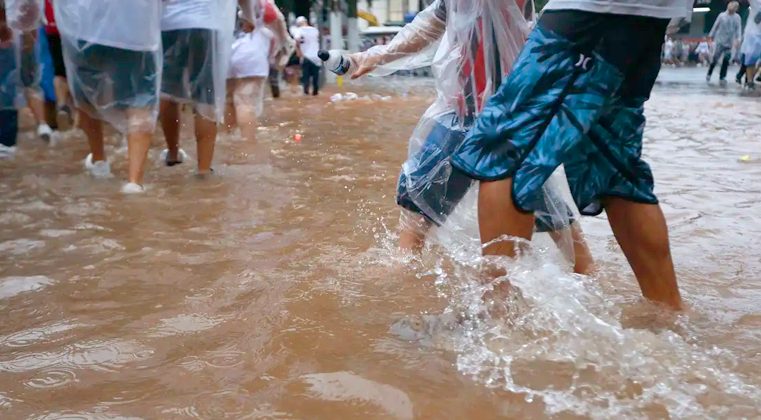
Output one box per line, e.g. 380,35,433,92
25,89,47,126
549,222,597,275
478,179,535,256
78,110,105,162
236,77,266,142
234,78,260,143
224,80,236,132
53,77,73,130
126,108,154,185
234,106,255,142
398,210,431,252
53,77,70,108
194,112,217,173
747,65,757,87
160,99,181,161
604,198,682,310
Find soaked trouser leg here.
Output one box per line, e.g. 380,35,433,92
737,55,747,82
0,110,19,148
268,66,280,98
708,45,730,78
310,61,320,95
720,50,731,80
301,60,318,95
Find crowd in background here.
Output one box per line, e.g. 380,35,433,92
0,0,331,193
662,0,761,88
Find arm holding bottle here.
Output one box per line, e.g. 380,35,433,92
349,0,447,79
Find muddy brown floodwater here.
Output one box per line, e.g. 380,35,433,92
1,75,761,419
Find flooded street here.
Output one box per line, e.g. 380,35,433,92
2,69,761,418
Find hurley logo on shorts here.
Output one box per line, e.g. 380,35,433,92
574,53,593,71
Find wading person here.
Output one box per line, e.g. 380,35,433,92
226,15,275,143
43,0,73,130
54,0,163,192
158,0,237,173
2,0,52,146
739,0,761,90
341,0,596,274
294,16,320,96
706,1,741,83
448,0,692,310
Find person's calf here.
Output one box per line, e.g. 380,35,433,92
125,108,156,185
397,210,431,253
194,112,217,173
478,179,535,257
160,100,181,157
604,198,682,310
79,109,106,162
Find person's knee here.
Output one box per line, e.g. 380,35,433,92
127,109,156,133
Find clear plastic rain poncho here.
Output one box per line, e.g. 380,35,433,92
351,0,582,258
1,0,43,111
741,0,761,63
53,0,162,133
160,0,237,122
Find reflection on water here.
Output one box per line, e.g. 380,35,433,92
1,75,760,418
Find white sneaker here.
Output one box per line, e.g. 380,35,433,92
37,124,53,142
121,182,145,194
0,144,17,160
84,153,112,178
159,148,188,166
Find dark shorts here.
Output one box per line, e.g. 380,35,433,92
46,33,67,77
452,10,668,216
67,40,158,110
538,10,667,100
397,114,575,233
0,109,18,147
161,28,216,105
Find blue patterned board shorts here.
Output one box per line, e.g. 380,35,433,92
396,113,575,233
452,11,668,216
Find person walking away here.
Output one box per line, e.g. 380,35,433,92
295,16,320,96
449,0,693,310
43,0,71,130
739,0,761,89
342,0,596,274
258,0,294,98
707,1,741,83
226,15,275,143
158,0,238,173
54,0,162,192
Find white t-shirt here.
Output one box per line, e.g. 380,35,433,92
297,25,320,65
543,0,693,19
229,27,274,78
696,41,710,54
54,0,162,51
161,0,217,31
